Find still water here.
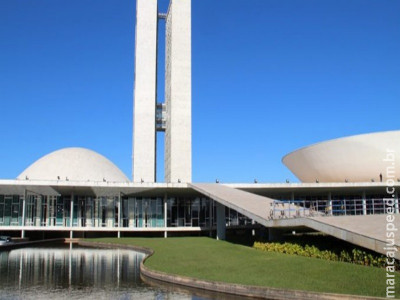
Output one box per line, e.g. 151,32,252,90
0,244,197,300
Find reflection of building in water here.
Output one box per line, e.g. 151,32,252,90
4,247,144,289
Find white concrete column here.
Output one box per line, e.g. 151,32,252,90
216,202,226,240
362,191,367,215
46,197,51,226
289,192,295,218
36,196,42,226
85,199,92,227
70,194,74,239
70,194,74,227
395,191,399,214
328,192,333,216
118,193,121,238
21,190,27,238
129,198,135,228
118,193,121,228
107,198,114,228
164,194,168,238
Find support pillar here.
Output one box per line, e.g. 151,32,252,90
362,191,367,215
395,191,399,214
70,194,74,227
328,192,333,216
35,196,42,226
118,193,122,238
129,198,135,227
70,194,74,239
21,190,27,238
106,198,114,227
46,197,50,226
216,202,226,240
164,194,168,238
85,199,92,227
118,193,121,228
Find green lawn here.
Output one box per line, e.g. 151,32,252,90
86,237,399,298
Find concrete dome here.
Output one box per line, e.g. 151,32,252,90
283,130,400,183
17,148,129,182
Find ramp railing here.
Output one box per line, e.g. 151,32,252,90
268,198,398,219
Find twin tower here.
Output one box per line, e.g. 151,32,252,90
133,0,192,183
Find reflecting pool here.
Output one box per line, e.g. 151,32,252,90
0,244,192,300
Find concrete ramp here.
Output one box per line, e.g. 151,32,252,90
189,183,275,227
305,215,400,259
265,214,400,258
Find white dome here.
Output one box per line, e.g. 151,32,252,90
283,130,400,183
17,148,129,182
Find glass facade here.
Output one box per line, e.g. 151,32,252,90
0,194,251,229
167,197,213,227
0,195,23,226
0,190,393,230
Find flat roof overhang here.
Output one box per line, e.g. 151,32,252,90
0,180,398,198
227,182,399,196
0,180,192,197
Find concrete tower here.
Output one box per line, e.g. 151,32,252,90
133,0,158,183
165,0,192,183
133,0,192,183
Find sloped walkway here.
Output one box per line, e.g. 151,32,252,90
305,215,400,259
189,183,275,226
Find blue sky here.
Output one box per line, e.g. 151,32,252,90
0,0,399,183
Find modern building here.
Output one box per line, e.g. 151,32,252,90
0,0,399,258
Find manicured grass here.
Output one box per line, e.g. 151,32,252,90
86,237,399,297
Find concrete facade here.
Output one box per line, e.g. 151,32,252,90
133,0,158,183
165,0,192,183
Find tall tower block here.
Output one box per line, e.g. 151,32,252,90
133,0,158,182
165,0,192,183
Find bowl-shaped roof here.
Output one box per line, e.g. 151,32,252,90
282,130,400,183
17,148,129,182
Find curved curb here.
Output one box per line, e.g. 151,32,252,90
78,241,384,300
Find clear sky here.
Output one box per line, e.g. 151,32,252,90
0,0,399,183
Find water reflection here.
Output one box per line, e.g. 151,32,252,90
0,244,191,300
